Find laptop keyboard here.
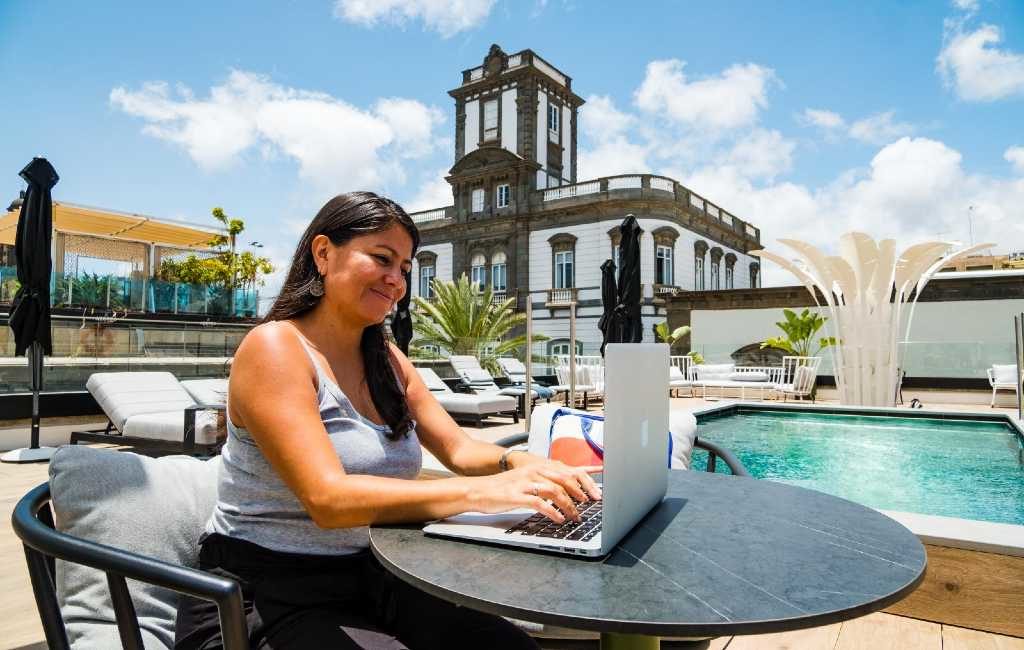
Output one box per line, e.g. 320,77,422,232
504,499,602,542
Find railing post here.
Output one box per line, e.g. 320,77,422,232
641,175,651,189
600,178,609,193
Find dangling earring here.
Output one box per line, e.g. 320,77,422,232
310,273,325,297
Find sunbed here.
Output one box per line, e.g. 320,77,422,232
70,372,225,455
416,367,519,426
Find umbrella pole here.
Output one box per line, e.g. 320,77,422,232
569,301,576,408
30,341,42,449
524,298,532,431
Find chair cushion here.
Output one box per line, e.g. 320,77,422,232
179,378,228,406
123,410,221,445
49,445,220,649
460,367,495,384
694,364,734,381
526,403,698,470
416,367,452,393
993,364,1019,385
434,392,517,415
730,371,769,382
87,372,196,432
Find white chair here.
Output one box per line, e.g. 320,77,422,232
70,372,224,454
668,365,693,398
549,362,597,409
987,364,1020,407
776,356,822,402
416,367,519,425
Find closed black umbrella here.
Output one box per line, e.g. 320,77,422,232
598,258,617,356
613,214,643,344
3,157,58,463
390,268,414,355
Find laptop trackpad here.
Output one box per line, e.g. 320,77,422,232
424,509,533,536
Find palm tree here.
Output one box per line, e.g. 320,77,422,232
412,275,548,374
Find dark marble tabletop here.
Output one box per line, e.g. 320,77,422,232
370,471,926,638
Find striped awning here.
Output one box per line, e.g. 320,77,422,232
0,201,222,249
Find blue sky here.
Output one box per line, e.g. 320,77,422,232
2,0,1022,288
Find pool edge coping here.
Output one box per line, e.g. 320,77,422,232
693,401,1024,558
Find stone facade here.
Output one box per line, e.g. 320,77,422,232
410,46,764,354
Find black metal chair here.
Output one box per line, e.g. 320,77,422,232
12,482,248,650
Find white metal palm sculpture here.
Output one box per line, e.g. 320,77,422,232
752,233,992,406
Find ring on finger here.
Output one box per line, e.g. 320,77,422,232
531,484,540,497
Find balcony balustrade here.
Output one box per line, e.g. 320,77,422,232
545,287,578,307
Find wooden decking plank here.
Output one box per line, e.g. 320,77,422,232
835,613,941,650
724,621,841,649
942,624,1024,650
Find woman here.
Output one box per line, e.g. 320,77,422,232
175,192,601,649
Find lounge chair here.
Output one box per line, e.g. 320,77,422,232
495,357,555,401
70,372,225,455
548,363,598,409
776,356,822,402
987,364,1020,407
416,367,519,426
691,363,779,400
448,355,536,415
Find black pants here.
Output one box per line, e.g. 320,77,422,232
175,534,538,650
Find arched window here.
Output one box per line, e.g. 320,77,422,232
709,247,723,290
470,252,487,287
490,251,507,292
724,253,737,289
694,241,708,291
652,227,679,287
548,339,584,357
749,262,760,288
548,233,577,289
416,251,437,299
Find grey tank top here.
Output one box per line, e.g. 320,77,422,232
206,333,422,555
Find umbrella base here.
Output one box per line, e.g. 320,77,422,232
1,446,57,463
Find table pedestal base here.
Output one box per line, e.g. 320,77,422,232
599,634,711,649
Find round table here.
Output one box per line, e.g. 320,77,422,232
370,471,926,649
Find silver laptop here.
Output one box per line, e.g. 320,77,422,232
423,343,670,558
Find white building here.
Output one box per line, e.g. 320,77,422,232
411,45,763,357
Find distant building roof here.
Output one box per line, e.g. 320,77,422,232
0,200,223,249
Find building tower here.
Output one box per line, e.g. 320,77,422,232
446,45,585,222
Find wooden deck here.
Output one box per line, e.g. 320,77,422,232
1,397,1022,649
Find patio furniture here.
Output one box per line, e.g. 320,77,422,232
416,366,519,426
516,402,748,475
370,469,926,649
549,362,598,409
691,363,780,401
776,356,822,402
987,364,1020,407
70,371,225,455
669,365,693,398
449,355,535,415
495,357,555,401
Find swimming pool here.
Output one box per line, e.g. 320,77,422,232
693,406,1024,527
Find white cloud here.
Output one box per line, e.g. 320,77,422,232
581,94,635,138
111,70,445,191
799,108,845,130
1006,146,1024,174
848,111,915,145
634,59,775,132
952,0,979,13
333,0,496,38
405,168,453,212
723,129,794,180
937,23,1024,101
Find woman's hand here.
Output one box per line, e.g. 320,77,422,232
469,457,602,523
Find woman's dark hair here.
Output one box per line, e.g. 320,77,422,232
264,191,420,439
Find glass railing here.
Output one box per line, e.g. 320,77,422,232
0,314,253,393
687,340,1018,380
0,270,259,318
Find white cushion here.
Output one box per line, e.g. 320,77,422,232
416,367,452,393
460,367,495,384
730,371,769,382
497,358,527,376
993,364,1019,385
694,364,734,381
49,445,219,650
526,403,697,470
434,392,517,415
123,411,220,445
179,378,228,407
87,372,196,433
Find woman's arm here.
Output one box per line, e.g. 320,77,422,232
229,325,597,530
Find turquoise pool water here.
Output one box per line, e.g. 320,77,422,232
694,409,1024,526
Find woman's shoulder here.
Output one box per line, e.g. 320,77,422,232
235,321,308,368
